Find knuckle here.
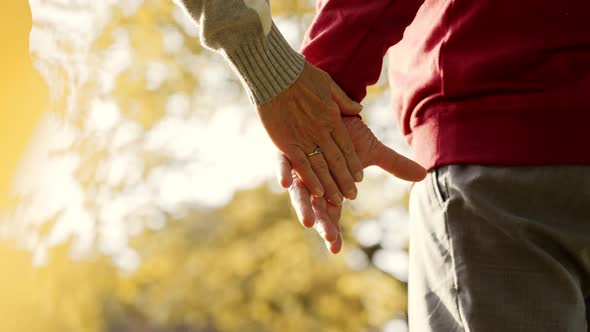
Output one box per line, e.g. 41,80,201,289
290,154,307,167
324,101,339,112
311,158,329,172
313,118,335,132
330,152,347,167
341,142,357,158
318,100,340,117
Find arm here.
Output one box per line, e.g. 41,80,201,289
301,0,424,102
175,0,305,105
176,0,366,207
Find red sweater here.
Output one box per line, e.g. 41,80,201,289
301,0,590,170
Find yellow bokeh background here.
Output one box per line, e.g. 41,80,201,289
0,2,49,208
0,1,412,331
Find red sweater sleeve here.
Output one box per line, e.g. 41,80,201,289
301,0,424,102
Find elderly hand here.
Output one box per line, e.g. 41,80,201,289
277,116,427,253
258,62,364,206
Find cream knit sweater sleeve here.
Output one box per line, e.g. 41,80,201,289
175,0,306,105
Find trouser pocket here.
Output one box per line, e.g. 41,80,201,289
430,165,450,208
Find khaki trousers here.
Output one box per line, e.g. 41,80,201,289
409,165,590,331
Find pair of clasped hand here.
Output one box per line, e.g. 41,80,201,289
257,62,426,253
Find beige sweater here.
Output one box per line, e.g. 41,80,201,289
175,0,306,105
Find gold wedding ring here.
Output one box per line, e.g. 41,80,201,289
306,147,322,157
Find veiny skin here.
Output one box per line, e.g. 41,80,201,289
277,116,427,254
259,62,366,207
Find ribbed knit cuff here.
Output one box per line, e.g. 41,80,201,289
224,23,306,106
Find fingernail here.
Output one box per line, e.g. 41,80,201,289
329,193,343,205
326,231,338,243
302,216,315,228
346,188,357,200
314,188,324,197
354,171,363,182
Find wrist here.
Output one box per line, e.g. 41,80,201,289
223,24,306,106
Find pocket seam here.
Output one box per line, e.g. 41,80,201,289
431,167,449,208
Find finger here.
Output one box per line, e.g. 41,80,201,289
317,136,358,201
311,196,339,243
276,153,293,189
288,174,315,228
325,201,343,253
331,122,363,183
330,82,363,116
327,233,342,254
289,148,324,197
326,201,342,233
373,144,427,182
306,150,344,206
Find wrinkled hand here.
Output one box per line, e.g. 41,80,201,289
259,62,364,207
277,116,427,254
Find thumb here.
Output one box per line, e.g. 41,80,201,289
330,81,363,116
371,143,427,182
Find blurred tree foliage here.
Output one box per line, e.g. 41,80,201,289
114,186,406,331
0,1,409,331
0,185,406,332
